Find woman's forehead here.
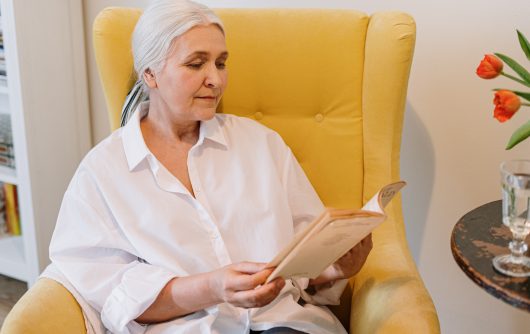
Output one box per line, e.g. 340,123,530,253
171,24,227,58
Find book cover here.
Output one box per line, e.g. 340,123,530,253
4,183,20,235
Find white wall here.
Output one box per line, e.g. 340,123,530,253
83,1,530,333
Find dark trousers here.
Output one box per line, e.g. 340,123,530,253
250,327,308,334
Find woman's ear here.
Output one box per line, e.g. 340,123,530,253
143,69,157,89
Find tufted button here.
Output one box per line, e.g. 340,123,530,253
314,113,324,122
255,112,263,120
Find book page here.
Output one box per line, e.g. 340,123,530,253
266,181,406,283
267,211,330,267
362,181,406,213
268,213,383,281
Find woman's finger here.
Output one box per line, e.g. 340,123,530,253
229,268,274,291
231,262,268,274
231,278,285,308
360,234,372,246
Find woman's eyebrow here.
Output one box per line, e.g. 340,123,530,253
184,51,229,60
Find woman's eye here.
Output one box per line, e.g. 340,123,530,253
216,62,226,69
187,63,203,69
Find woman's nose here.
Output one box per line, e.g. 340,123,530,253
205,65,222,88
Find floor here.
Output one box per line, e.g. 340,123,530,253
0,274,27,328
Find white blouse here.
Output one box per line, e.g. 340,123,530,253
47,102,347,334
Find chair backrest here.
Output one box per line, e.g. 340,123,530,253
93,7,417,330
93,7,415,208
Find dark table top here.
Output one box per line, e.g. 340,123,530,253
451,200,530,311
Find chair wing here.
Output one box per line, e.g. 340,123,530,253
353,12,440,333
93,7,142,130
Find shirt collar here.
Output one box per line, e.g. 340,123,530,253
122,101,150,171
122,102,228,171
198,114,229,148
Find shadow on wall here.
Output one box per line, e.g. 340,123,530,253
400,102,435,263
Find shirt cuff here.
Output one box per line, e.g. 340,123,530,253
101,263,176,333
294,277,349,306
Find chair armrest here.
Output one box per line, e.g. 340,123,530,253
349,211,440,334
1,278,86,334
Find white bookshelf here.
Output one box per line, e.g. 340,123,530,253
0,0,91,286
0,235,26,281
0,165,17,184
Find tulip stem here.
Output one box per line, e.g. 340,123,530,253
501,72,530,88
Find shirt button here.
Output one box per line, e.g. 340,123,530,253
314,113,324,122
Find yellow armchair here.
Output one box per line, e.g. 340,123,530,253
1,7,439,334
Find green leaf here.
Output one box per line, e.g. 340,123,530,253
492,89,530,102
517,30,530,61
498,73,530,88
506,120,530,149
495,52,530,83
513,90,530,103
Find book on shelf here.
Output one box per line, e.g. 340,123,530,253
3,183,20,236
0,154,14,168
266,181,405,283
0,113,14,167
0,183,5,236
0,114,12,140
0,143,13,156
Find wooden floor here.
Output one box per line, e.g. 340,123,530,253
0,274,27,328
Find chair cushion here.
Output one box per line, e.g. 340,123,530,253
217,9,367,208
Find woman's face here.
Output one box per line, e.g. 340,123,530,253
147,24,228,123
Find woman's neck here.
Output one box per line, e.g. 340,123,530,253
142,99,200,145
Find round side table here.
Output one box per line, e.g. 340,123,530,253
451,200,530,311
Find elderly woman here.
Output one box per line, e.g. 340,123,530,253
46,1,372,333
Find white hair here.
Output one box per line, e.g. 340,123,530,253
132,0,224,90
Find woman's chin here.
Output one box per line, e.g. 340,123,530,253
196,108,218,121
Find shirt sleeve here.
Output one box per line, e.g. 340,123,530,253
281,148,348,305
281,148,325,234
49,171,177,334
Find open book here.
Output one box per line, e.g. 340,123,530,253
265,181,406,283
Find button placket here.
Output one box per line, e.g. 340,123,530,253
193,201,230,265
188,153,199,197
188,152,232,266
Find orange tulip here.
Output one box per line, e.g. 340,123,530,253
493,90,521,122
476,54,503,79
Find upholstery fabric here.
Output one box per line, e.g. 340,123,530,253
1,278,86,333
1,7,440,334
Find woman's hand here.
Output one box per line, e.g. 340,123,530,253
137,262,284,324
310,234,373,286
209,262,285,308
